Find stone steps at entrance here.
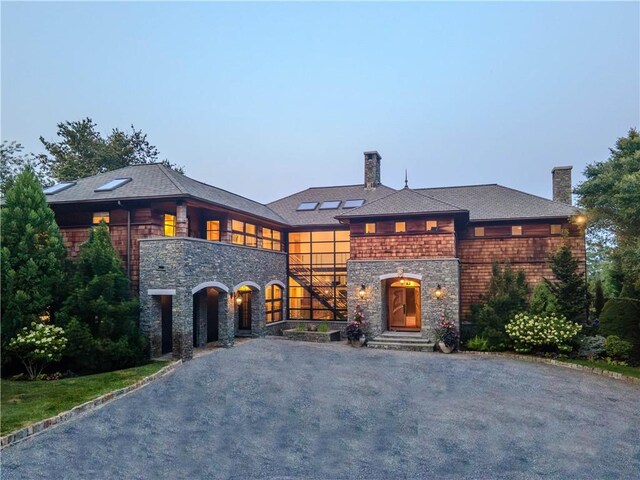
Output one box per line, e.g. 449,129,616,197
368,331,434,352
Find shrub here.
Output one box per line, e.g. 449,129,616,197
8,322,67,380
604,335,634,360
470,263,530,351
529,282,558,315
317,322,330,333
294,323,306,332
599,298,640,358
505,313,582,353
577,335,606,360
465,336,490,352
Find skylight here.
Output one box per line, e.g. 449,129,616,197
343,199,365,209
319,200,341,210
95,177,132,192
297,202,319,211
43,182,76,195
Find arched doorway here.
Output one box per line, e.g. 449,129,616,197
237,286,252,331
386,278,421,331
192,281,230,347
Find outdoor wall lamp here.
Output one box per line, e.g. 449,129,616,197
358,284,366,299
435,284,443,299
235,294,243,306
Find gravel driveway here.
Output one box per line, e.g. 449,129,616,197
2,339,639,479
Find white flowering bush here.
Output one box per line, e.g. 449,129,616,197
505,313,582,353
8,322,67,380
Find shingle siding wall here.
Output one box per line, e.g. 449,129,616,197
351,233,456,260
139,238,287,360
458,235,586,317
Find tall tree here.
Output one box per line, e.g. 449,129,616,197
1,141,47,194
575,128,640,295
37,118,183,182
545,243,589,324
59,223,144,372
1,167,67,356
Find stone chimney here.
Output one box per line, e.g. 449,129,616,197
552,166,573,205
364,151,381,189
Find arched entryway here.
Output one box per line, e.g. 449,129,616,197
386,278,421,331
233,281,261,336
192,281,230,347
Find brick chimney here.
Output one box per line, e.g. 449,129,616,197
364,151,381,189
552,166,573,205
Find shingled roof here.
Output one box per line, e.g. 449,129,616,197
43,164,288,225
336,187,467,219
267,184,396,226
415,184,580,221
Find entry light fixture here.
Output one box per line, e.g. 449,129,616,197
235,294,243,306
435,284,443,299
358,284,366,299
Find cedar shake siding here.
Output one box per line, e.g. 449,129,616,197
350,218,456,260
457,222,586,317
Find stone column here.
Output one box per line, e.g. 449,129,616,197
172,287,193,361
176,204,188,237
141,294,162,358
251,290,266,338
219,293,235,347
196,291,207,348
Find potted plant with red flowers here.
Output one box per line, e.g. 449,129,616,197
434,312,459,353
345,304,367,347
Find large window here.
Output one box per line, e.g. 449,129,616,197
265,284,283,323
206,220,220,241
288,230,349,320
231,220,257,247
164,214,176,237
263,228,282,251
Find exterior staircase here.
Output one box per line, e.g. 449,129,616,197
367,331,435,352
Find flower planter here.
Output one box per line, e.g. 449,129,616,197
438,341,455,354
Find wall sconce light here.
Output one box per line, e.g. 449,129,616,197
235,294,243,306
358,284,366,299
435,284,443,299
574,214,587,226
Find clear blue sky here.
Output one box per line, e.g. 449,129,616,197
2,2,638,203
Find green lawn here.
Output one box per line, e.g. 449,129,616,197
558,358,640,379
1,361,170,435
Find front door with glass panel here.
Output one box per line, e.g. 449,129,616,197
238,292,252,330
387,280,420,331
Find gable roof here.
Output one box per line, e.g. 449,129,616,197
416,184,580,221
336,187,467,219
44,164,288,225
267,184,396,226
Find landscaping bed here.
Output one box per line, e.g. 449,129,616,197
1,361,170,436
283,329,341,343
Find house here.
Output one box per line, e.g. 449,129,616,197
44,151,585,359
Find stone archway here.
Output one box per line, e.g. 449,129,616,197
192,282,230,347
233,281,262,337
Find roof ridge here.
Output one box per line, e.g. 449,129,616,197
417,183,499,190
156,164,187,194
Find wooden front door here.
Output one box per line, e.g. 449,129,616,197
238,292,252,330
387,282,421,331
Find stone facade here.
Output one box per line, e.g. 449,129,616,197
139,237,287,360
347,258,460,341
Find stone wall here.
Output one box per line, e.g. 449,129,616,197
139,237,287,360
347,258,460,341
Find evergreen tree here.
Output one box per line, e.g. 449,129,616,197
0,167,67,357
545,243,589,324
470,262,530,350
59,223,145,372
593,277,605,318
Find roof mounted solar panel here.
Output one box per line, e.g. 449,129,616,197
343,199,365,209
43,182,76,195
319,200,341,210
95,177,132,192
297,202,319,211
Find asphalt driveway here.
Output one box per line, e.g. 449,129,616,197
2,339,639,479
